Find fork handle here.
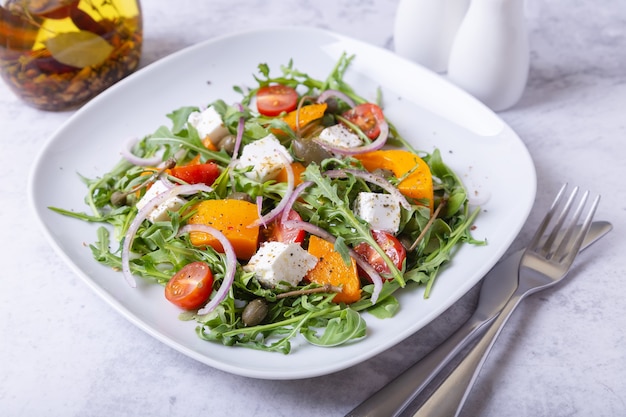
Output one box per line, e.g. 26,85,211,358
411,290,525,417
345,312,494,417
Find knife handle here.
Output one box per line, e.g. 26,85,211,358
345,310,495,417
411,290,525,417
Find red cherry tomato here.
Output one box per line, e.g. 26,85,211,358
342,103,385,140
170,163,220,186
256,84,299,117
355,230,406,279
165,262,214,310
267,209,305,244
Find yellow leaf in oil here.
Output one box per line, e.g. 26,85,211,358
46,30,113,68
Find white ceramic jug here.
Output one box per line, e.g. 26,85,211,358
394,0,470,73
447,0,530,111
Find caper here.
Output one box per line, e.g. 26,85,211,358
217,134,236,154
110,190,128,207
293,138,332,165
321,97,339,114
227,191,253,203
242,299,269,327
321,113,336,127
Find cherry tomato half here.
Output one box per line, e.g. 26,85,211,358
256,84,299,117
165,262,214,310
354,230,406,279
267,209,306,244
342,103,385,140
170,162,220,186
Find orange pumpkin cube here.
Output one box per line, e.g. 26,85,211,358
188,199,260,259
305,235,361,304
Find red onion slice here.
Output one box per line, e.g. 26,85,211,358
283,219,383,304
232,103,245,160
177,224,238,316
324,169,412,210
316,89,356,108
121,183,213,287
158,173,176,189
247,153,295,228
121,137,163,167
255,195,266,228
314,117,389,156
280,181,313,224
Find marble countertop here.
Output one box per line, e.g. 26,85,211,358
1,1,625,416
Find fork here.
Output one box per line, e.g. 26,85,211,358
410,184,601,417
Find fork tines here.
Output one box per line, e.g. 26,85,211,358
531,184,601,262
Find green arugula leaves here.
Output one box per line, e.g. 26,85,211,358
49,54,483,354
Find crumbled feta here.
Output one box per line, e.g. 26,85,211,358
354,192,401,233
187,106,229,145
135,179,187,223
318,124,363,149
237,134,293,182
243,241,318,289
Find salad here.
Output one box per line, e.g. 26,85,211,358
52,54,482,354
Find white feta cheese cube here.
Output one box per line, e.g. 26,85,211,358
318,124,363,149
135,180,187,223
237,134,293,182
354,192,401,233
243,241,318,289
187,106,229,145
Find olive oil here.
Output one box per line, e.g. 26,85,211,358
1,0,142,110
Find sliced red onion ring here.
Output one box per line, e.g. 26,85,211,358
121,183,213,287
324,169,412,210
255,195,266,228
314,117,389,156
177,224,237,316
158,173,176,189
316,89,356,108
280,181,313,224
247,153,295,228
283,219,383,304
232,103,245,160
121,137,163,167
226,105,244,188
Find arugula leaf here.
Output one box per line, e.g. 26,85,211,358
425,149,467,217
167,106,199,134
146,125,231,165
303,308,366,346
366,296,400,319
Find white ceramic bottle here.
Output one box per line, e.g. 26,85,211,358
393,0,470,73
447,0,530,111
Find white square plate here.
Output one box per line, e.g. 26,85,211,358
29,27,536,380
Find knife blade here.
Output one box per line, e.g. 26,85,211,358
345,220,613,417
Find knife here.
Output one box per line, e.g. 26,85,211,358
345,220,613,417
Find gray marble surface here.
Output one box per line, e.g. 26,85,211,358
1,1,625,416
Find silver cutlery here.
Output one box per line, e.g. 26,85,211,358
411,184,602,416
346,185,609,417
